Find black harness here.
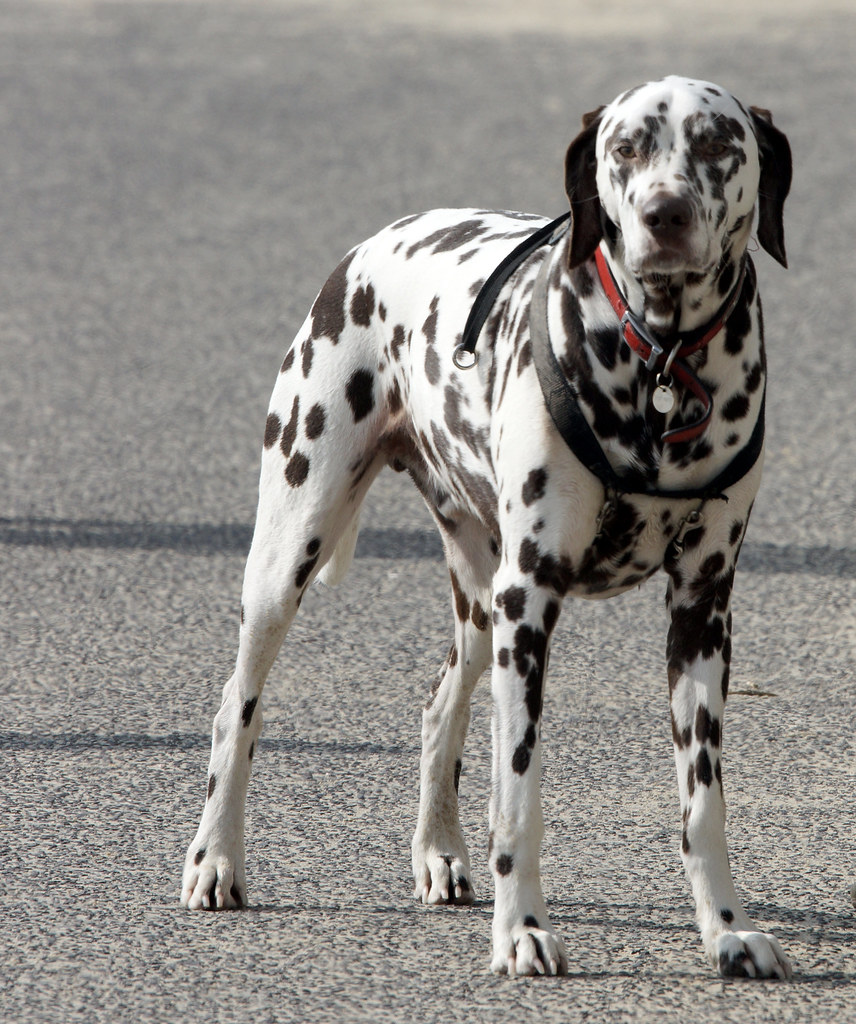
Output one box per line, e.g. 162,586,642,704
454,213,765,505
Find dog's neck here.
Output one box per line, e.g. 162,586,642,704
599,240,749,339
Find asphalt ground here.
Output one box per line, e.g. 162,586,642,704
1,2,854,1021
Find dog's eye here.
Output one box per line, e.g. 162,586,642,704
704,141,729,159
615,143,637,159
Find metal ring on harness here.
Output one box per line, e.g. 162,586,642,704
453,344,478,370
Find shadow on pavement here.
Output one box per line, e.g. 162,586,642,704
1,516,854,576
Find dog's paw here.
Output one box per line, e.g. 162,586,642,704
491,919,568,977
412,848,475,906
714,930,792,980
181,843,246,911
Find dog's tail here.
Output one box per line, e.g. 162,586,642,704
316,512,361,587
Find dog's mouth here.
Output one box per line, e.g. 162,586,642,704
631,244,713,280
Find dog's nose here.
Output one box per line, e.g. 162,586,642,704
641,193,694,235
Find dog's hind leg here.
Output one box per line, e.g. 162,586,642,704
182,315,391,910
411,519,495,905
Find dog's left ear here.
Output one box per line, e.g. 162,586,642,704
749,107,792,268
564,106,604,268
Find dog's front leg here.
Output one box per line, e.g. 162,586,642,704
488,567,568,976
666,530,791,980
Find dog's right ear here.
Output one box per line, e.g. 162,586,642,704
564,106,604,268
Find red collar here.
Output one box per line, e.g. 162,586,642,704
593,247,747,443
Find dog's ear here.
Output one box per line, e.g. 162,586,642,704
750,107,792,268
564,106,604,268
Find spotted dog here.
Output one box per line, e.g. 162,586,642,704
181,76,792,979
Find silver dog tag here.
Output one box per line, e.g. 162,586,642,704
653,382,675,413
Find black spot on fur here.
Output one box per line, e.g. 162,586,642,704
449,569,470,622
350,283,376,327
241,698,258,727
691,555,732,613
443,382,487,457
745,361,763,394
436,220,487,253
589,326,619,370
497,647,509,668
295,554,319,589
280,396,299,459
511,742,531,775
496,585,527,622
542,600,560,635
425,345,441,386
695,706,721,747
454,759,462,793
696,747,714,787
248,742,254,761
263,413,281,449
310,250,356,343
301,338,314,377
305,403,326,440
345,368,375,422
280,348,295,374
285,451,310,487
471,601,490,631
387,379,403,415
207,775,216,799
523,915,539,928
722,393,750,421
390,324,408,363
669,605,726,668
721,908,734,923
194,848,206,865
495,853,514,876
522,468,548,506
570,263,595,299
518,538,573,595
422,296,440,344
513,624,547,721
724,287,751,354
682,525,706,551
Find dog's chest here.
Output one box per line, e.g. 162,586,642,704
565,493,687,598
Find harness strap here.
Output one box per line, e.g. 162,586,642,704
529,244,765,502
454,213,570,367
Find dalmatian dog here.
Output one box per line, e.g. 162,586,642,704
181,76,793,979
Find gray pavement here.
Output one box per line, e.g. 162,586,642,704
1,2,854,1021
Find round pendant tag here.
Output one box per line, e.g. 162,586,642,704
653,384,675,414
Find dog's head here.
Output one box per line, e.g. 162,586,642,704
564,76,792,276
